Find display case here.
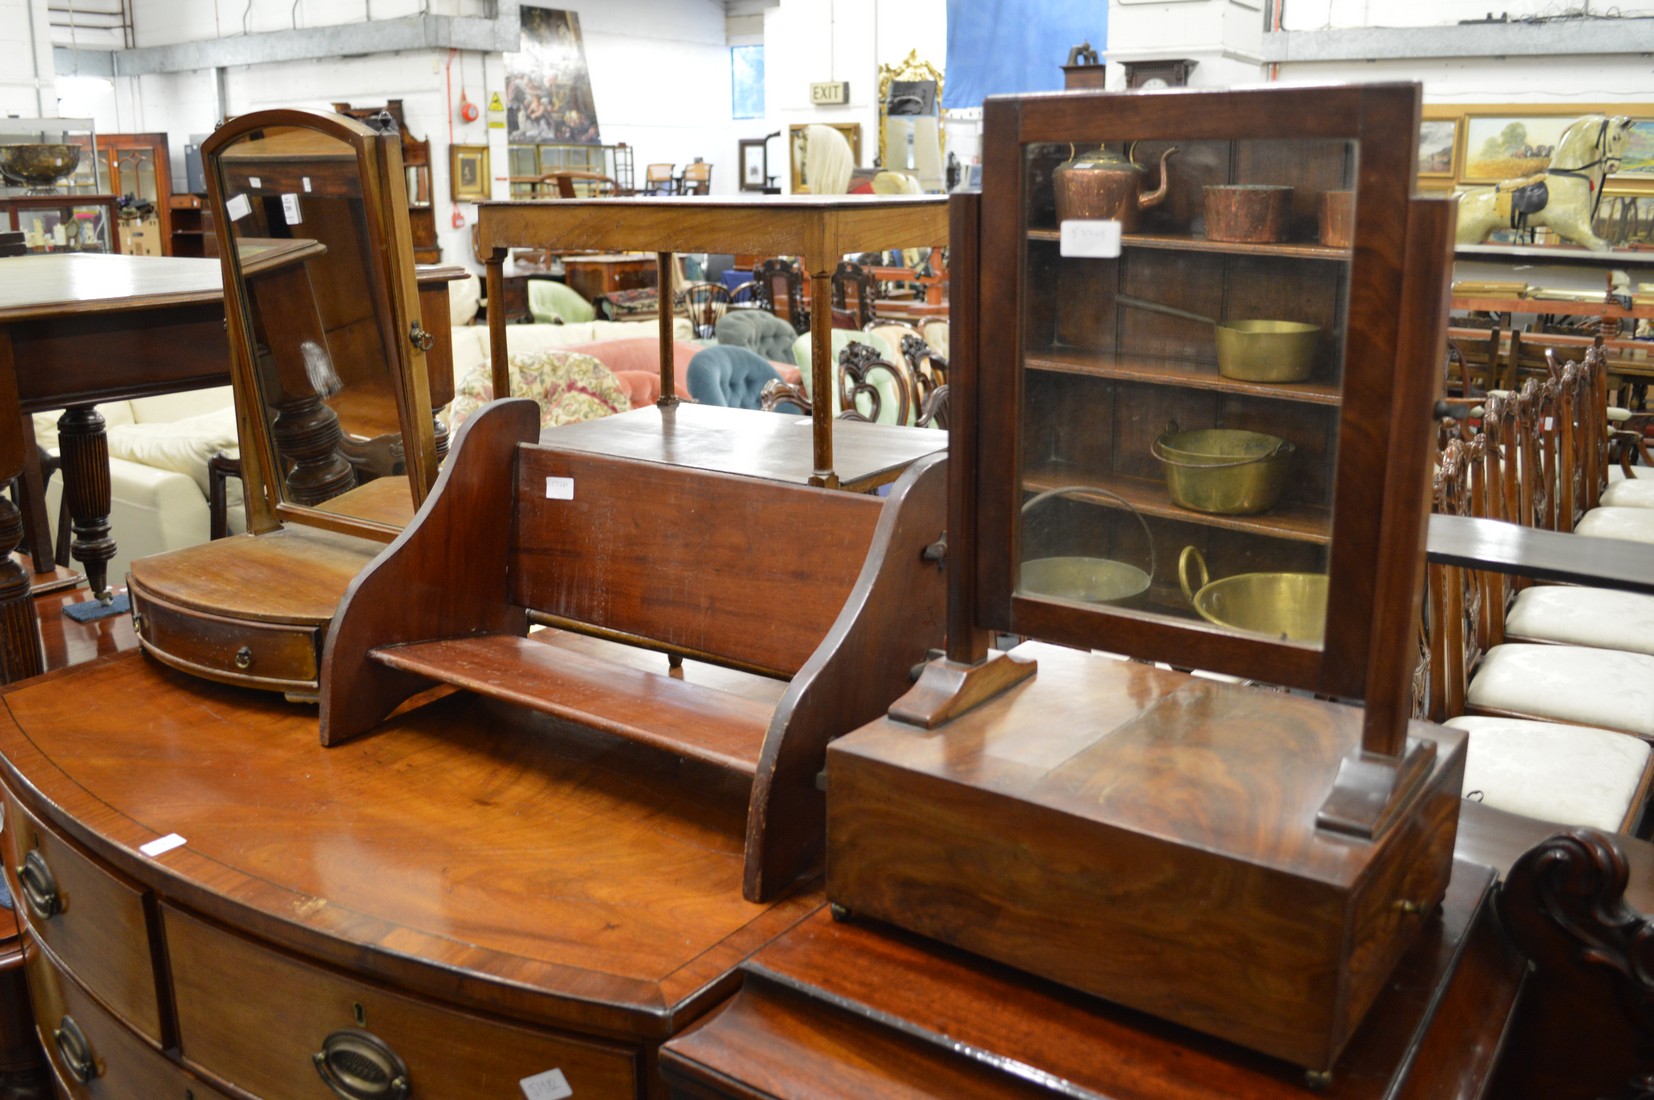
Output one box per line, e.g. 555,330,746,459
68,132,173,251
0,194,117,253
826,83,1463,1074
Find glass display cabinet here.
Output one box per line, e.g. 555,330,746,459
826,83,1464,1075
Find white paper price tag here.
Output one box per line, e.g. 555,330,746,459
302,176,312,192
248,175,262,189
281,194,302,225
140,833,186,857
1059,219,1123,259
545,476,574,500
226,194,252,222
520,1068,572,1099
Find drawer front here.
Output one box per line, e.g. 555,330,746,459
2,795,164,1043
130,581,321,691
164,905,640,1099
24,933,234,1100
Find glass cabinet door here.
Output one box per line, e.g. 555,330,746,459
977,85,1424,699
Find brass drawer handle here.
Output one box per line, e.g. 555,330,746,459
54,1015,98,1083
234,646,254,670
313,1028,410,1100
17,850,61,921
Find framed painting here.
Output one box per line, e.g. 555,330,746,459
1417,119,1456,178
1613,119,1654,193
1460,114,1581,183
739,137,769,192
451,144,490,202
788,122,862,194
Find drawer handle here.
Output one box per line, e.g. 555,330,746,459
313,1028,410,1100
54,1015,98,1083
234,646,254,670
17,850,61,921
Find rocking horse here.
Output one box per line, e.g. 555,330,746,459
1456,114,1633,251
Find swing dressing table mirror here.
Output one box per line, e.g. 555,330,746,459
127,110,441,698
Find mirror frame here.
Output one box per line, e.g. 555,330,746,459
876,50,943,173
202,108,438,541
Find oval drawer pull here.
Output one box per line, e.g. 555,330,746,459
54,1015,98,1083
313,1028,411,1100
17,850,61,921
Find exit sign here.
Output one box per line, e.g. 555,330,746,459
810,81,849,105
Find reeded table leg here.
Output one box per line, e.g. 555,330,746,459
56,404,116,601
0,332,44,682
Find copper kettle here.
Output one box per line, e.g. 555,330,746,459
1053,142,1178,231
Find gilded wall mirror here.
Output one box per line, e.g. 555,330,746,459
877,50,944,191
205,109,438,539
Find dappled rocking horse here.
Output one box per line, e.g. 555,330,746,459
1456,114,1633,251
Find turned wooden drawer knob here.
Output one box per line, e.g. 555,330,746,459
16,850,61,921
313,1028,411,1100
54,1015,98,1083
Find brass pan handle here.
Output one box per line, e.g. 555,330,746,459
17,850,61,921
1179,545,1210,606
54,1015,97,1083
313,1028,411,1100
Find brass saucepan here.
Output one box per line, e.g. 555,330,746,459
1152,424,1294,516
1117,292,1318,383
1179,545,1328,644
1020,485,1156,607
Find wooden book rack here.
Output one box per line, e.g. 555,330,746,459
319,398,948,901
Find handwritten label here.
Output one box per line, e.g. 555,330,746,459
545,477,574,500
281,194,302,225
1059,218,1123,259
140,834,187,857
520,1068,572,1099
226,194,252,221
302,176,312,192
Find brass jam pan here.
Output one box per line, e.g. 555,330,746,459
1179,546,1328,645
1151,426,1294,515
1019,485,1156,607
1117,293,1318,383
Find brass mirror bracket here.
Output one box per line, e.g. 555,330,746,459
1315,737,1438,840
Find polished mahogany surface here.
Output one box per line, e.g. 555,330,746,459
0,653,820,1040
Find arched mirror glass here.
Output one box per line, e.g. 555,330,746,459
205,112,437,537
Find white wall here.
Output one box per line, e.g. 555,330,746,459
1,0,56,117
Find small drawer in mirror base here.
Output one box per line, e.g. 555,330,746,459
163,905,639,1099
129,579,322,695
23,933,235,1100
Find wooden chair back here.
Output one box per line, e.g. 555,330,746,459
1446,323,1502,397
680,161,712,195
753,258,809,334
643,163,675,195
830,261,879,329
836,341,911,427
675,281,731,340
511,447,883,678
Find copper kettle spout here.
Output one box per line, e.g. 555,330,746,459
1137,146,1178,212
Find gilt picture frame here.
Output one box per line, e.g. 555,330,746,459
451,144,490,202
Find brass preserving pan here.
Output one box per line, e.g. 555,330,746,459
1179,546,1327,645
1019,486,1155,606
1152,426,1294,515
1117,293,1318,383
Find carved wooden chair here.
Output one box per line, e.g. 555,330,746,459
750,258,809,334
1445,323,1502,398
829,260,879,329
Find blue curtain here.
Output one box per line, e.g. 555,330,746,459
943,0,1106,110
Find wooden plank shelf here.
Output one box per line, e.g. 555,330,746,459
369,632,774,776
1022,464,1332,545
1028,228,1349,261
1027,349,1343,406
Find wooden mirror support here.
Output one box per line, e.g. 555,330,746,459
126,109,452,698
830,83,1466,1074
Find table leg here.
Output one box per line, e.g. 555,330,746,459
16,416,56,571
56,404,117,601
0,332,44,682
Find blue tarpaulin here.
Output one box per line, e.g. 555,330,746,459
943,0,1106,111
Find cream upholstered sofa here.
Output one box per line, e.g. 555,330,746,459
35,386,244,586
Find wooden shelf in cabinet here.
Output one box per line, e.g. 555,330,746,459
1028,228,1350,261
1028,350,1342,406
1022,464,1332,545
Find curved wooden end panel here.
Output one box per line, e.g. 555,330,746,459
742,452,948,902
319,398,539,746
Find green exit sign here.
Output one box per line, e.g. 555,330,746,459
810,81,849,105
